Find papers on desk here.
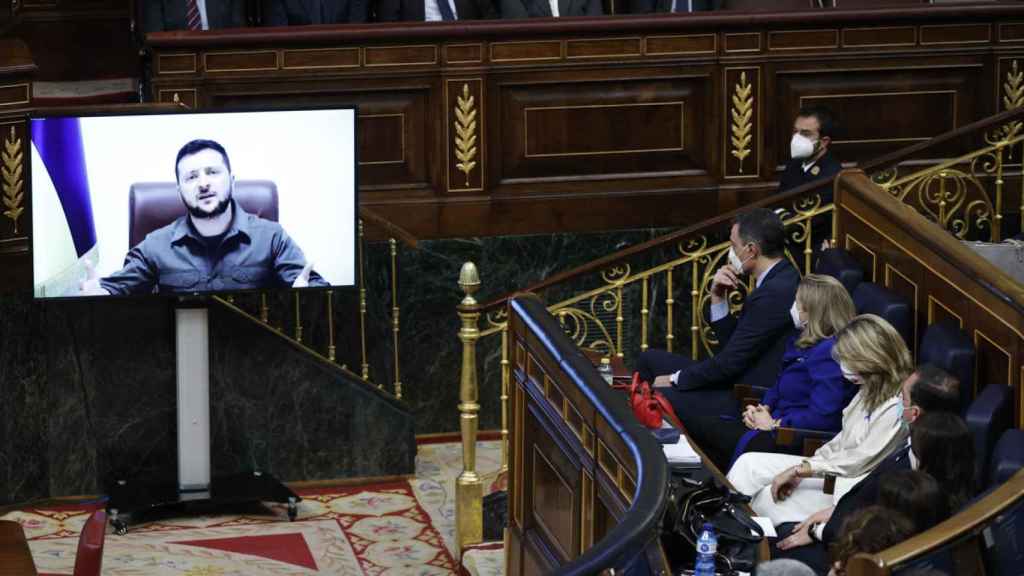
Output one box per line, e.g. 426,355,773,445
752,516,777,538
662,432,701,465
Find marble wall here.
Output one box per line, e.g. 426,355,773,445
0,224,688,505
0,293,415,506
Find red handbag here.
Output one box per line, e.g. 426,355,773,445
613,372,683,430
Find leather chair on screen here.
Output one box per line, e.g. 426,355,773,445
851,282,913,348
128,180,279,248
73,509,107,576
814,248,864,295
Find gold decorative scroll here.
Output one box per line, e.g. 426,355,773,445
2,126,24,235
730,72,754,173
454,83,478,186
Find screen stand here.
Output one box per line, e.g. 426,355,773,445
106,300,300,535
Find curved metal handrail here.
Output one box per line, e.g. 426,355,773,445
510,294,669,576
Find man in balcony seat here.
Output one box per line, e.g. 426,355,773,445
628,0,719,13
779,106,841,198
499,0,601,19
642,208,800,417
263,0,369,24
377,0,495,21
143,0,246,32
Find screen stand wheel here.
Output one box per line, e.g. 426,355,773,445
105,302,300,533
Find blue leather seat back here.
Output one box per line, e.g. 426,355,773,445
919,320,975,413
965,383,1013,486
852,282,913,348
814,248,864,295
990,429,1024,487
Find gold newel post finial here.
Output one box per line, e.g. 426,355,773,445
456,261,483,554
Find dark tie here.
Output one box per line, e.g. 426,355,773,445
185,0,201,30
437,0,456,20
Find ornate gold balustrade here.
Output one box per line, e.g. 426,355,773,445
221,212,417,400
869,129,1024,241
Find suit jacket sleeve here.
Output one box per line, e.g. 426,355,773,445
263,0,288,25
376,0,402,21
500,0,530,18
628,0,657,11
779,341,849,431
142,0,167,32
822,451,909,543
348,0,370,21
675,286,792,390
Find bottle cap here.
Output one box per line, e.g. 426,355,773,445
703,522,713,530
600,357,610,365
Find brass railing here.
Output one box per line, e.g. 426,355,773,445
222,208,417,400
451,104,1024,553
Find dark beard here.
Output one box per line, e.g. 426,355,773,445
188,196,231,220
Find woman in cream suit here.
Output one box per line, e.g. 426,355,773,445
726,314,912,526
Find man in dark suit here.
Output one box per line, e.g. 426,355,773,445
499,0,601,19
628,0,719,13
639,208,800,423
772,364,960,572
142,0,246,32
263,0,368,24
778,106,842,197
377,0,494,20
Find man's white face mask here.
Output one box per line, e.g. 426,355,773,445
791,133,817,160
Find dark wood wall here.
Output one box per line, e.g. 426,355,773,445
141,4,1024,239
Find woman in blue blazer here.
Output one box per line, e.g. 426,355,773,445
680,274,857,471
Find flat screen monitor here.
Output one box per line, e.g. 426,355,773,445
30,107,357,298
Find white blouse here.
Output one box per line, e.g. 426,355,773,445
807,389,908,500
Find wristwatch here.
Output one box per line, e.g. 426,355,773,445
808,522,822,543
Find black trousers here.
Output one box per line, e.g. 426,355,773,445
638,350,788,471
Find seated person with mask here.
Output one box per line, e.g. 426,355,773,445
727,314,913,528
680,274,857,472
639,208,800,424
772,365,963,572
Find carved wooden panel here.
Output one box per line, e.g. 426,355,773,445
774,60,984,166
495,70,709,184
724,67,760,179
446,79,484,193
0,121,30,290
204,85,433,191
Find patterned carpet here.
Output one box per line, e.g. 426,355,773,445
1,441,506,576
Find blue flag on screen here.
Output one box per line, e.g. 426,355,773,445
31,117,96,257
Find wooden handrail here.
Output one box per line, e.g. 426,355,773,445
846,468,1024,576
145,2,1024,48
839,169,1024,315
475,105,1024,313
359,206,418,249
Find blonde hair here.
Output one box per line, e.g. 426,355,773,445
831,314,913,412
794,274,856,349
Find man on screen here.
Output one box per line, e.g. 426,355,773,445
79,139,328,295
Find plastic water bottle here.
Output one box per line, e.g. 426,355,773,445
694,522,717,576
598,357,614,385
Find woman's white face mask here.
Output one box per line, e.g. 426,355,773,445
839,363,862,384
790,301,805,329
